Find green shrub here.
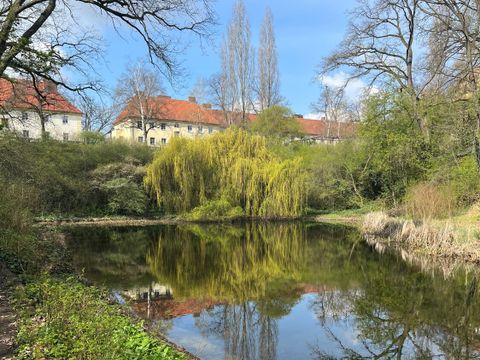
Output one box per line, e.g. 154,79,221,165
15,277,186,360
102,178,147,215
186,198,244,221
448,156,480,207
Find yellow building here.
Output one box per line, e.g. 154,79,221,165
112,96,225,145
112,95,356,145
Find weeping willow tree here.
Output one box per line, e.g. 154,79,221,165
144,128,308,217
146,223,306,302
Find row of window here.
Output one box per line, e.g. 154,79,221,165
136,121,214,134
21,112,69,124
22,130,69,141
138,137,167,145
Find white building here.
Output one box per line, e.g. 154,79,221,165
0,78,83,141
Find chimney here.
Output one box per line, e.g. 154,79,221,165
188,96,197,103
295,114,303,118
203,103,212,109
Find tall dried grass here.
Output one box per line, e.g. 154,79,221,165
362,212,480,265
405,183,455,220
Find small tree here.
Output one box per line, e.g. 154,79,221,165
250,106,303,140
115,62,165,144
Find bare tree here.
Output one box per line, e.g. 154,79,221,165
217,0,254,124
76,95,115,133
256,7,282,111
0,0,214,93
321,0,428,130
209,37,239,124
115,62,165,144
422,0,480,165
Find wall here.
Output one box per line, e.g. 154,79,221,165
1,110,82,141
112,119,223,146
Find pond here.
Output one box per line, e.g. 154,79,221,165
66,222,480,359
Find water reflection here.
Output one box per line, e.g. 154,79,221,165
66,223,480,359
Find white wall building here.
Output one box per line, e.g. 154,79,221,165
0,78,83,141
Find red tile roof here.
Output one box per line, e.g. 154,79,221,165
0,78,82,114
115,96,356,138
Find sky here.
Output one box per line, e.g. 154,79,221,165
82,0,358,117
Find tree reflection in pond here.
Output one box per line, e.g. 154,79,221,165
66,223,480,359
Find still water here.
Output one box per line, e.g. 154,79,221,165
66,223,480,359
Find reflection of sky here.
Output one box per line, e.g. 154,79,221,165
164,293,449,360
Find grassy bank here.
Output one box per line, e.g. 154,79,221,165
14,276,189,360
0,224,191,359
362,210,480,266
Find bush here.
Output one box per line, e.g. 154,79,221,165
448,156,480,207
186,198,244,221
15,277,186,360
405,183,456,220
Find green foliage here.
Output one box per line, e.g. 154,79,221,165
0,136,154,216
250,105,303,139
15,276,186,360
145,128,308,218
447,156,480,207
92,162,148,215
186,198,245,221
80,130,106,144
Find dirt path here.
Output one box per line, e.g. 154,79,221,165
0,263,19,360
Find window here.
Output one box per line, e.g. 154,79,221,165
174,123,179,128
63,133,69,142
138,136,144,143
137,121,142,129
208,127,213,134
198,126,203,133
161,138,167,144
187,125,192,133
174,131,180,137
150,137,156,145
22,130,29,138
21,112,28,121
62,115,69,124
45,115,51,122
160,123,166,130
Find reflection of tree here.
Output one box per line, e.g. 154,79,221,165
194,301,278,360
312,262,480,359
146,223,306,301
65,226,156,288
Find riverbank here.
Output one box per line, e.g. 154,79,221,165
362,211,480,267
0,225,194,360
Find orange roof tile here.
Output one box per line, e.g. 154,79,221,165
0,78,82,114
115,96,356,138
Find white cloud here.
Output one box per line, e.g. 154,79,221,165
319,72,376,102
304,112,324,120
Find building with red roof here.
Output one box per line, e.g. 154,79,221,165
112,95,356,146
0,78,83,141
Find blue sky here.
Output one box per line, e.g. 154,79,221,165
91,0,357,115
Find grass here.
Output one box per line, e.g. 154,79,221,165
14,276,188,360
362,210,480,265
